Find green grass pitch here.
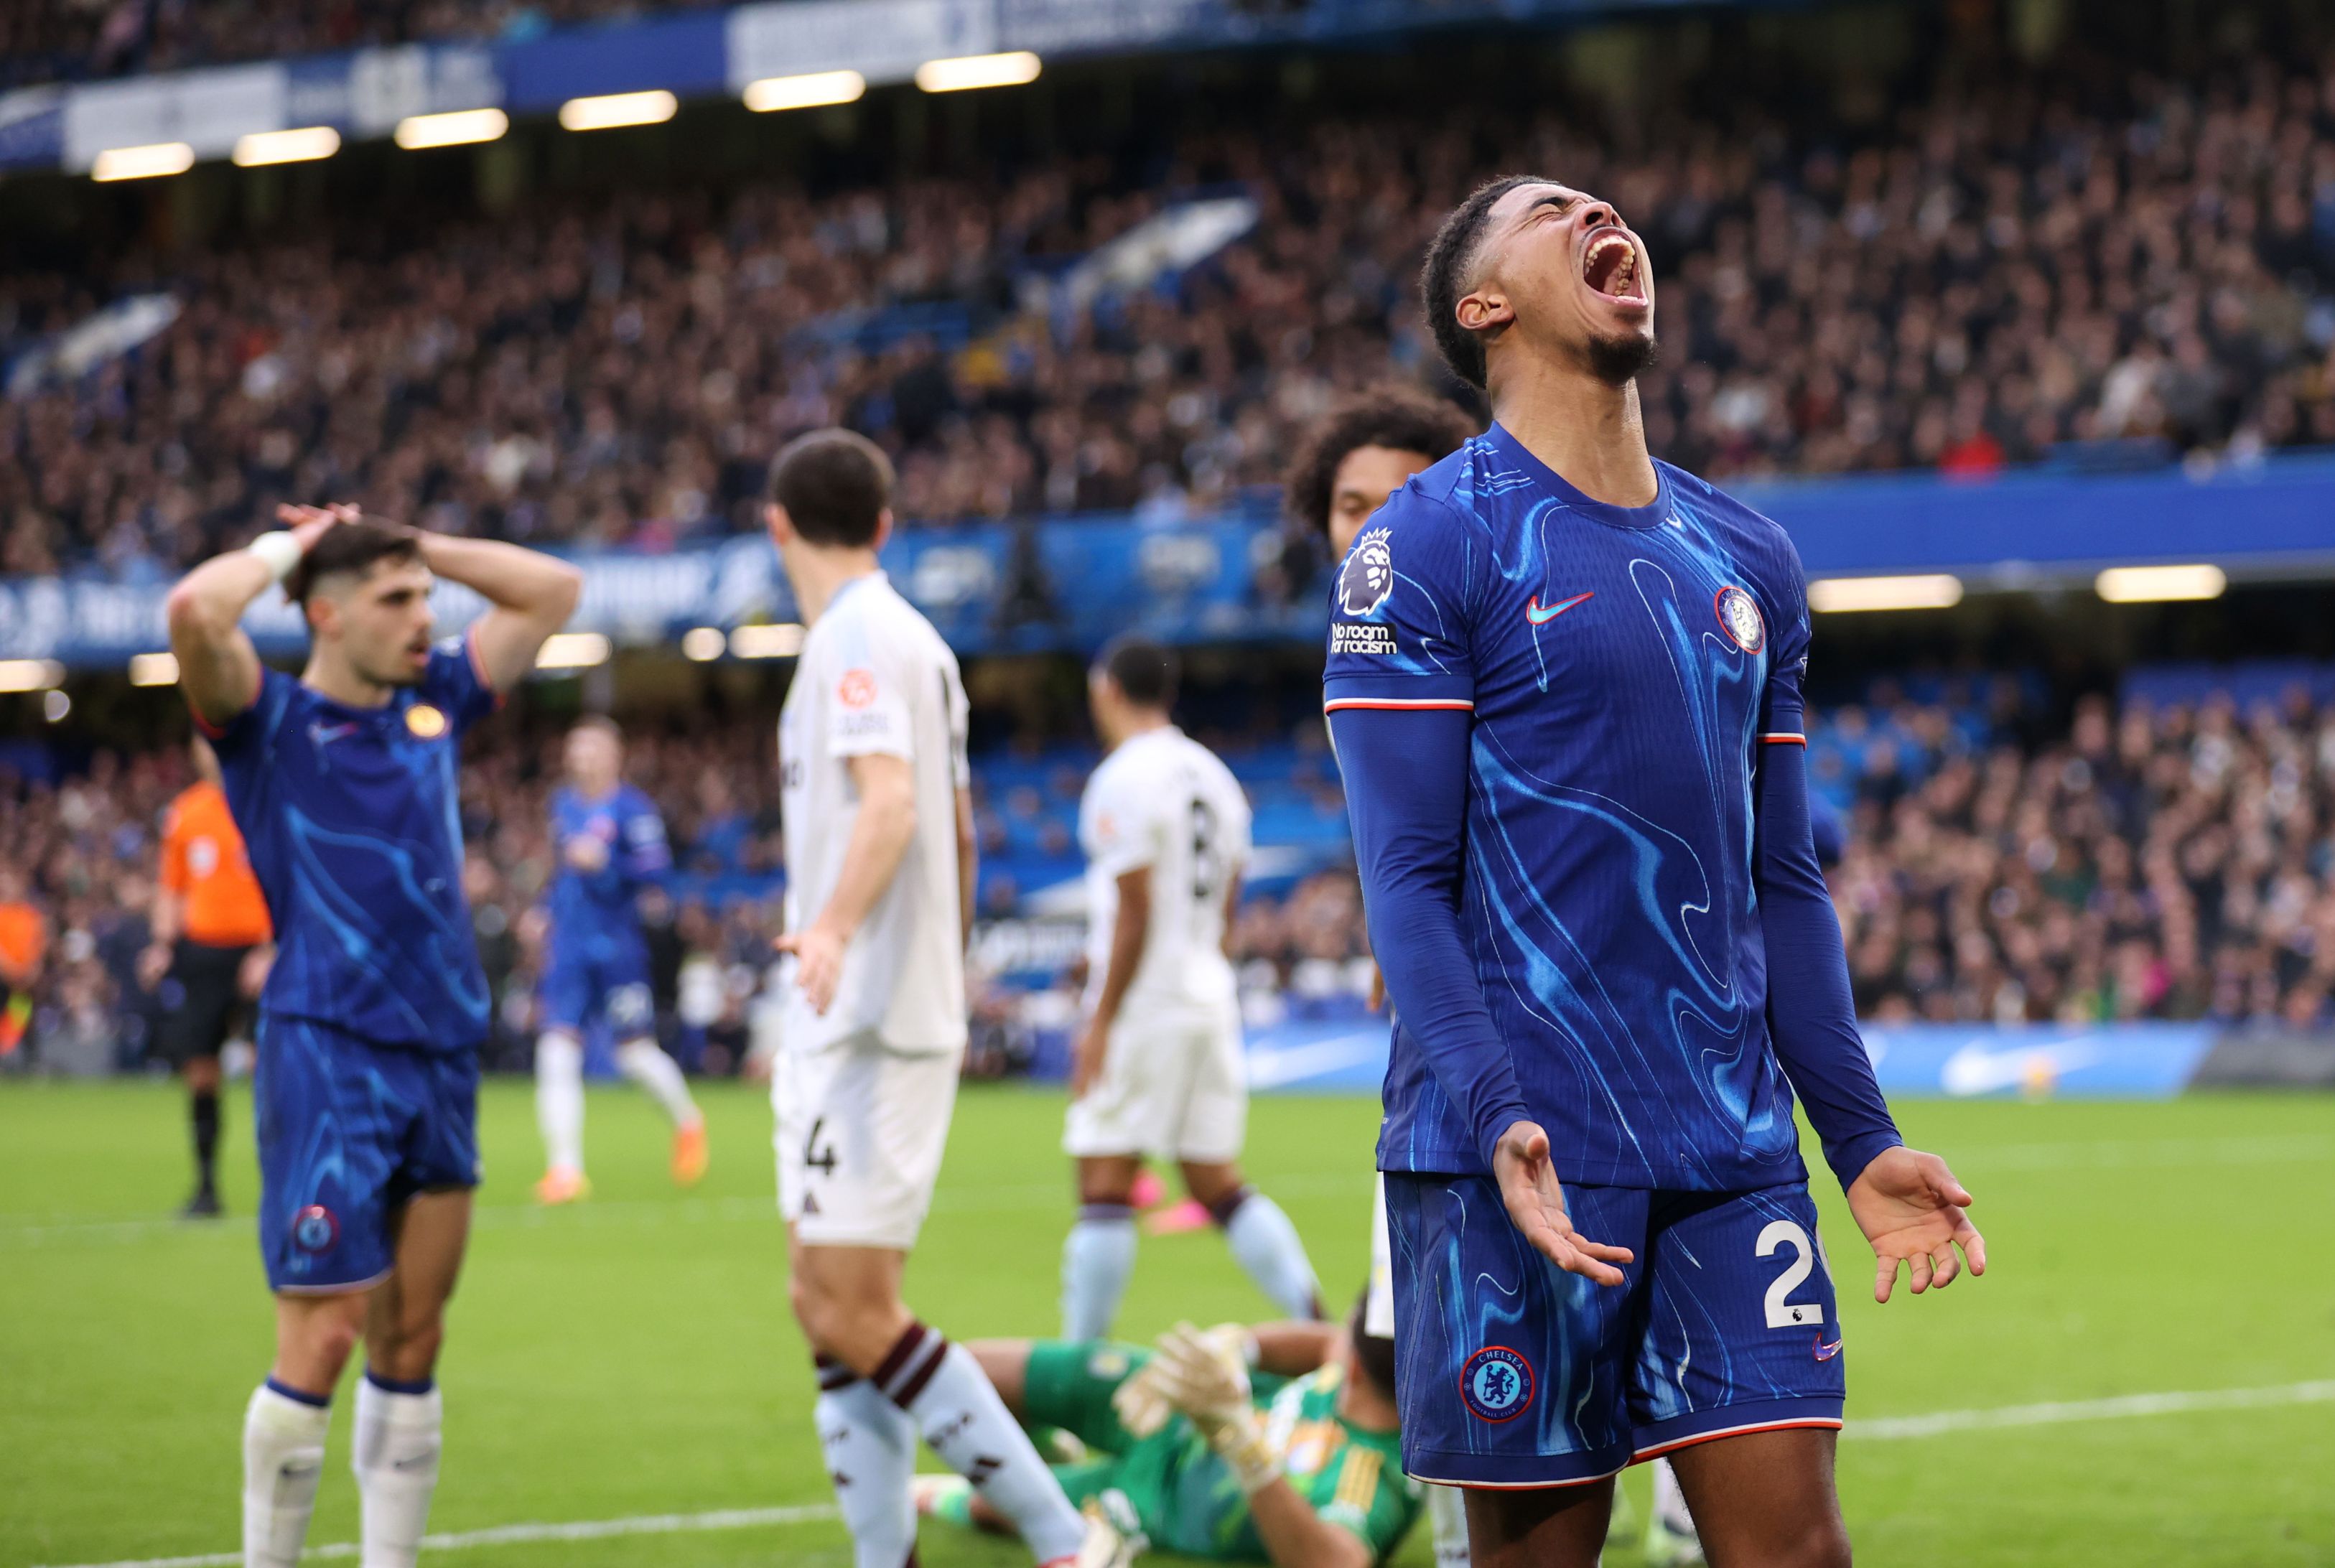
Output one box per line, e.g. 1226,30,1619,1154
3,1080,2331,1567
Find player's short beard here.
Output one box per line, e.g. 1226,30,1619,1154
1587,330,1659,387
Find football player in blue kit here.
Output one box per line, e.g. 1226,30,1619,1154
168,505,579,1568
1325,179,1987,1566
532,715,707,1205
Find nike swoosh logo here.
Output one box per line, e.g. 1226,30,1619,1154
1814,1338,1845,1362
1525,591,1594,624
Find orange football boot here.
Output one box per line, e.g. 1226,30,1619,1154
534,1166,590,1205
671,1121,709,1187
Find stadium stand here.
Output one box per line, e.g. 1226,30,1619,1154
5,13,2335,573
6,665,2335,1076
0,0,725,89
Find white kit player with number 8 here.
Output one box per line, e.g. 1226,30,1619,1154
764,429,1131,1568
1058,636,1325,1344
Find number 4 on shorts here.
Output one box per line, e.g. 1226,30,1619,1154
803,1117,839,1176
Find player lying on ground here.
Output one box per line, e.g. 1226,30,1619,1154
919,1302,1420,1568
1063,634,1324,1340
765,430,1125,1568
531,715,707,1203
1326,178,1987,1567
141,734,274,1220
168,505,579,1568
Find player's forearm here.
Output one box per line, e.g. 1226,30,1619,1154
415,534,579,615
809,782,917,942
149,891,183,948
420,534,583,693
1753,739,1901,1190
1330,706,1530,1170
1089,872,1149,1029
164,551,272,723
956,788,977,944
1245,1479,1372,1568
1249,1320,1339,1376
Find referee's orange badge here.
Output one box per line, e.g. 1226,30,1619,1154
406,704,447,738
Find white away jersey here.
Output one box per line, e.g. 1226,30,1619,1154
1078,726,1252,1016
778,572,971,1054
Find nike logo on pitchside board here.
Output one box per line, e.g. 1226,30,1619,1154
1526,590,1595,624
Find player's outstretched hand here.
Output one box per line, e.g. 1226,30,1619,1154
774,923,846,1014
1491,1121,1633,1287
1847,1145,1986,1303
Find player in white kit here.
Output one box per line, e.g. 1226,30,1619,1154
765,430,1127,1568
1059,635,1324,1342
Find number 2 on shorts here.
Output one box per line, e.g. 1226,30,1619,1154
1757,1218,1824,1328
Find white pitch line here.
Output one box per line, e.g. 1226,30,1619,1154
1847,1378,2335,1440
31,1501,839,1568
37,1379,2335,1568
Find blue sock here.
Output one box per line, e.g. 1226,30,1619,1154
1061,1203,1137,1340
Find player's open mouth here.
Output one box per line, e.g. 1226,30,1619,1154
1583,228,1644,302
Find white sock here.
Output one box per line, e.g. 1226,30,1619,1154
1652,1454,1700,1539
876,1323,1085,1563
1061,1204,1137,1340
816,1358,918,1568
351,1373,442,1568
1218,1188,1323,1320
615,1037,702,1128
1429,1483,1472,1568
243,1380,330,1568
535,1032,586,1173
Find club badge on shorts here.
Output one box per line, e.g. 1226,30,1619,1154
291,1204,340,1253
1459,1345,1534,1422
1714,585,1766,653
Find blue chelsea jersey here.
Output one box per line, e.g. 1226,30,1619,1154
208,638,498,1054
1326,424,1815,1190
545,783,668,958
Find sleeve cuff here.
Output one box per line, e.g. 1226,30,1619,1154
1826,1130,1904,1194
1478,1103,1534,1171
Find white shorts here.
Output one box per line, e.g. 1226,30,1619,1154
1063,1000,1246,1164
773,1032,961,1250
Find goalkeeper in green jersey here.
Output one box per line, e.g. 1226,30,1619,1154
917,1302,1421,1567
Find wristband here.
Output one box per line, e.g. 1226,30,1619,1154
247,531,303,582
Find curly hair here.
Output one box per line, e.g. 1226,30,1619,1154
1419,173,1544,389
1282,386,1476,538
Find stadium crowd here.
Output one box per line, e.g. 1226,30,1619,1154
6,24,2335,575
6,677,2334,1078
0,0,719,88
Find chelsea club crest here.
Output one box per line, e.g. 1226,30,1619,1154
1459,1345,1535,1423
1714,585,1766,654
1338,527,1396,617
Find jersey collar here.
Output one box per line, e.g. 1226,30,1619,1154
1483,421,1672,532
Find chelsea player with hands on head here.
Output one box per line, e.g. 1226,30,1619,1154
167,504,580,1568
1324,177,1987,1567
